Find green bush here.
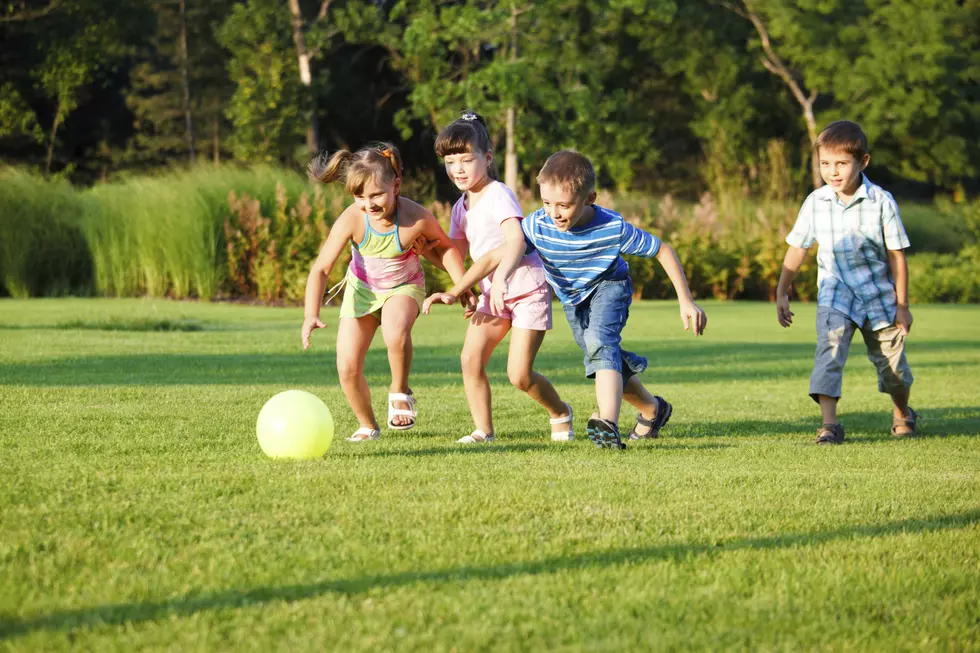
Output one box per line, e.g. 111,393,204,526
908,245,980,304
0,169,93,298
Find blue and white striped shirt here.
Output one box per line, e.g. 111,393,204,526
522,205,661,305
786,174,910,331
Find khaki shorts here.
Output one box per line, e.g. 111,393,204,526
809,306,913,401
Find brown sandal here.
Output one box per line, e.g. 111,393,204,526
891,408,918,437
815,423,845,445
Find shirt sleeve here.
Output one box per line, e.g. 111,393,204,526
785,196,816,249
521,212,537,254
881,193,911,250
448,201,466,240
620,221,661,258
493,184,524,226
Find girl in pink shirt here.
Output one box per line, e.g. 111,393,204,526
433,111,572,443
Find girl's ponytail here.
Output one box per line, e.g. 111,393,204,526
308,150,353,185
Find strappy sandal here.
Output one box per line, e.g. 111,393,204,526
587,416,626,450
346,427,381,442
629,396,672,440
815,423,845,445
457,429,495,444
387,392,417,430
891,408,918,437
550,403,574,441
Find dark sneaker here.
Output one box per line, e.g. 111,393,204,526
587,417,626,449
815,423,845,445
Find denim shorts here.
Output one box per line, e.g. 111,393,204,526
563,276,648,381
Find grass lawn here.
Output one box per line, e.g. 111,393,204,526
1,298,978,652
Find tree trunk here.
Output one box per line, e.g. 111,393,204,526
288,0,319,154
212,116,220,165
178,0,195,162
45,98,62,174
802,100,820,189
504,6,519,192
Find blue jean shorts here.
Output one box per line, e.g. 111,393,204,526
563,276,648,381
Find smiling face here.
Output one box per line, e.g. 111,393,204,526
352,176,400,221
539,182,597,231
818,146,869,198
443,148,492,193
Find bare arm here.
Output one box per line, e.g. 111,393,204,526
487,219,529,313
888,248,913,334
655,242,706,335
302,210,355,348
775,246,808,328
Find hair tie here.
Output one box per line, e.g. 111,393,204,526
460,112,478,122
380,147,401,179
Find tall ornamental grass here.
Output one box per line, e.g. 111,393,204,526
0,168,92,298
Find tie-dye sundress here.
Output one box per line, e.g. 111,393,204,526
337,211,425,318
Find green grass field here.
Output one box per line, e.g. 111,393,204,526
1,299,979,652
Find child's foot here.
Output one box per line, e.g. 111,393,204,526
550,402,574,441
815,423,845,445
891,407,918,437
629,396,672,440
457,430,495,444
387,392,417,430
587,416,626,449
346,427,381,442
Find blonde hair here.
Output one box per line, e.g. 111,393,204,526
536,150,596,198
308,142,403,195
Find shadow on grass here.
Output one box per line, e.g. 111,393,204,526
3,508,978,639
675,406,980,440
338,441,734,459
2,340,977,387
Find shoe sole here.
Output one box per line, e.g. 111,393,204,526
587,418,626,449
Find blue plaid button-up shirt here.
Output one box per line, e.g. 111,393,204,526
786,174,910,331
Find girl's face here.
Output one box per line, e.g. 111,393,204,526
353,176,400,221
443,148,492,193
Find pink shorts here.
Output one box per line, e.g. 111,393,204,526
475,288,553,331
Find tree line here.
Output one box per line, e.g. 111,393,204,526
1,0,978,199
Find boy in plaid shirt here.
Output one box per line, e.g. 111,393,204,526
776,120,916,444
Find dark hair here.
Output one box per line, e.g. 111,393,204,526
815,120,869,160
307,142,403,195
536,150,596,198
434,110,499,181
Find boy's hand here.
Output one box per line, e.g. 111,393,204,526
458,289,478,319
895,305,913,335
302,316,326,350
422,292,458,314
680,299,707,336
776,294,794,328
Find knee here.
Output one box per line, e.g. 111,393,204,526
383,328,410,351
508,368,533,392
460,349,483,377
336,356,363,384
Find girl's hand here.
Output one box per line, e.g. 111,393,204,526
302,316,326,350
490,279,508,315
422,292,458,314
458,289,478,319
679,299,707,336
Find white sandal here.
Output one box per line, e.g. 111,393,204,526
387,392,417,430
550,403,574,441
346,427,380,442
457,429,495,444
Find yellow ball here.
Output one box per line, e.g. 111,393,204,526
256,390,334,459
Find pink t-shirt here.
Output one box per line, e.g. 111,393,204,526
449,181,548,299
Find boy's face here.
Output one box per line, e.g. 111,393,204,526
353,176,400,221
818,147,869,195
444,149,492,192
540,182,597,231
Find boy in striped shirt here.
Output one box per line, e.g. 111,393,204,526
424,150,706,449
776,120,916,445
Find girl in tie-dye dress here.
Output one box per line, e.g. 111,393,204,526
302,143,472,442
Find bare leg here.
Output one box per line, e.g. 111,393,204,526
460,312,511,435
595,369,624,424
816,394,839,424
336,315,381,429
380,295,419,427
507,327,569,433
